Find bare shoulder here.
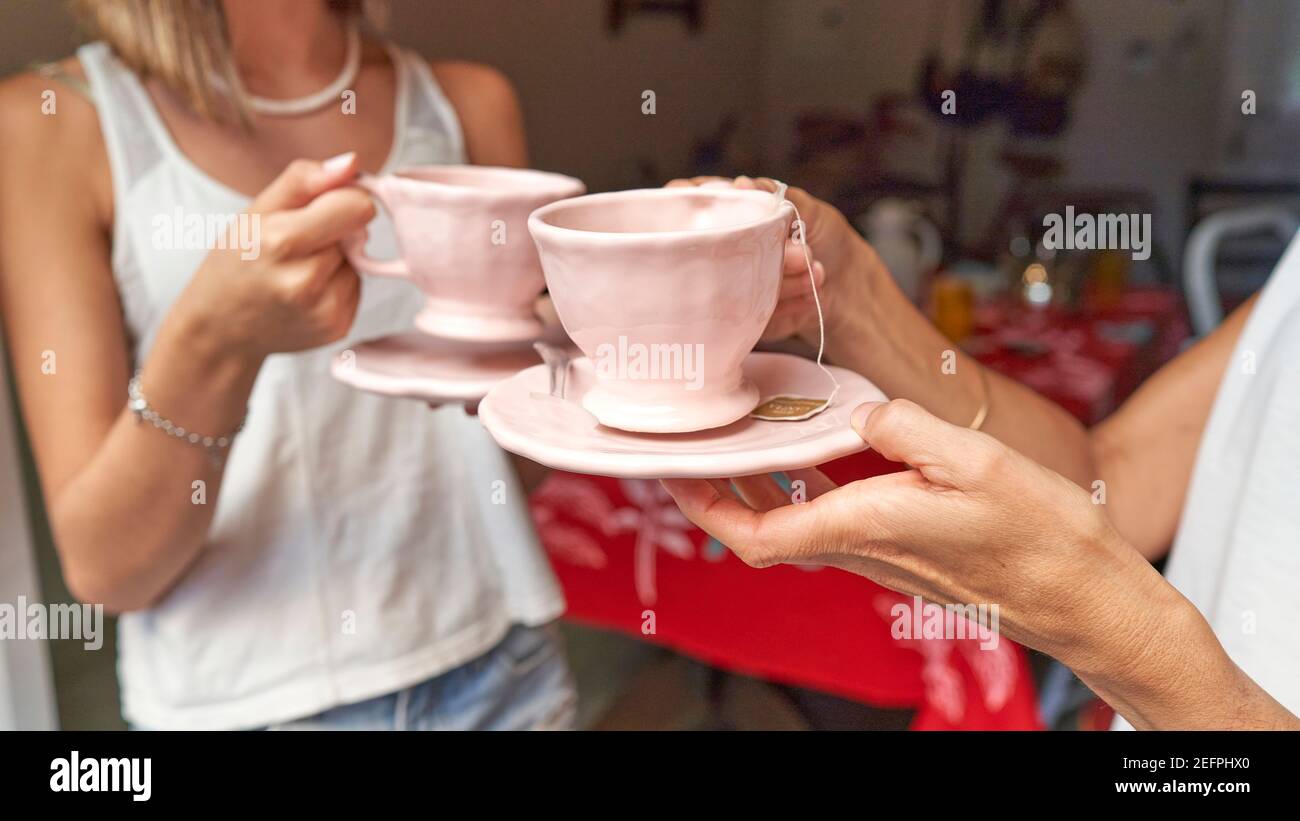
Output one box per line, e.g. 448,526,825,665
428,60,527,167
0,57,111,219
0,57,99,147
428,60,521,115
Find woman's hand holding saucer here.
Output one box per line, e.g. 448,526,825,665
661,398,1206,708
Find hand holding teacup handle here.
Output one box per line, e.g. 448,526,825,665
344,174,411,279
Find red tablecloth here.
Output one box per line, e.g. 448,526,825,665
970,288,1189,425
533,288,1187,730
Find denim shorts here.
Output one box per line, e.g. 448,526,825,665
265,623,577,731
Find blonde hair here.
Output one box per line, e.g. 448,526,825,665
70,0,373,125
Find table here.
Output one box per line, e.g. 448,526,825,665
532,287,1187,730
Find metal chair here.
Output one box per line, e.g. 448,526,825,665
1183,206,1299,336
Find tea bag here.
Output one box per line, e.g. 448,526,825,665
751,182,841,422
751,395,831,421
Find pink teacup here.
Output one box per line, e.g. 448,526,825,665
347,166,586,341
528,187,795,433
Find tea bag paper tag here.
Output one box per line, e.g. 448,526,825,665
751,395,831,422
749,180,839,423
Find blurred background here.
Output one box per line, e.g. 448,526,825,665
4,0,1300,730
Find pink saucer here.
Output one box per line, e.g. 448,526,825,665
478,352,887,479
331,332,547,404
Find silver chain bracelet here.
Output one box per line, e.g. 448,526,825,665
127,372,246,467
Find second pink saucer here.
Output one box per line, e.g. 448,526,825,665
478,352,887,479
331,332,547,404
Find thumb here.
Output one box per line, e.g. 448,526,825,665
849,398,997,488
251,151,359,214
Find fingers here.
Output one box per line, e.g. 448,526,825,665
730,474,791,511
278,245,355,309
251,152,360,215
664,176,731,188
779,258,825,300
849,398,1002,489
731,470,836,510
663,175,767,191
786,467,837,500
705,478,740,502
769,181,818,212
280,245,344,300
766,251,825,342
783,239,823,273
265,187,377,258
660,479,773,563
663,476,860,569
660,176,813,200
321,263,362,342
533,293,561,327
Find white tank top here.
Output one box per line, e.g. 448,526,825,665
1113,233,1300,729
77,41,564,730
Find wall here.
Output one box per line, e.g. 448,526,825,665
1057,0,1228,264
758,0,1230,262
1210,0,1300,178
0,340,58,730
387,0,766,191
0,0,81,75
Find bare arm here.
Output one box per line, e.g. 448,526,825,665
830,238,1252,561
826,238,1097,487
0,74,253,611
1089,296,1253,560
0,73,371,612
1073,579,1295,730
432,60,529,168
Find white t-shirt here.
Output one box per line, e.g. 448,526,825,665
79,42,564,730
1114,231,1300,729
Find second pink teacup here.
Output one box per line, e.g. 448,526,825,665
347,165,586,341
529,187,795,433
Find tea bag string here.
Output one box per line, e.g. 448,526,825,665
774,181,841,409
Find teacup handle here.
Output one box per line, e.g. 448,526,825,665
344,174,411,279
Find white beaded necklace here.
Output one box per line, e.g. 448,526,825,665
232,26,361,117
